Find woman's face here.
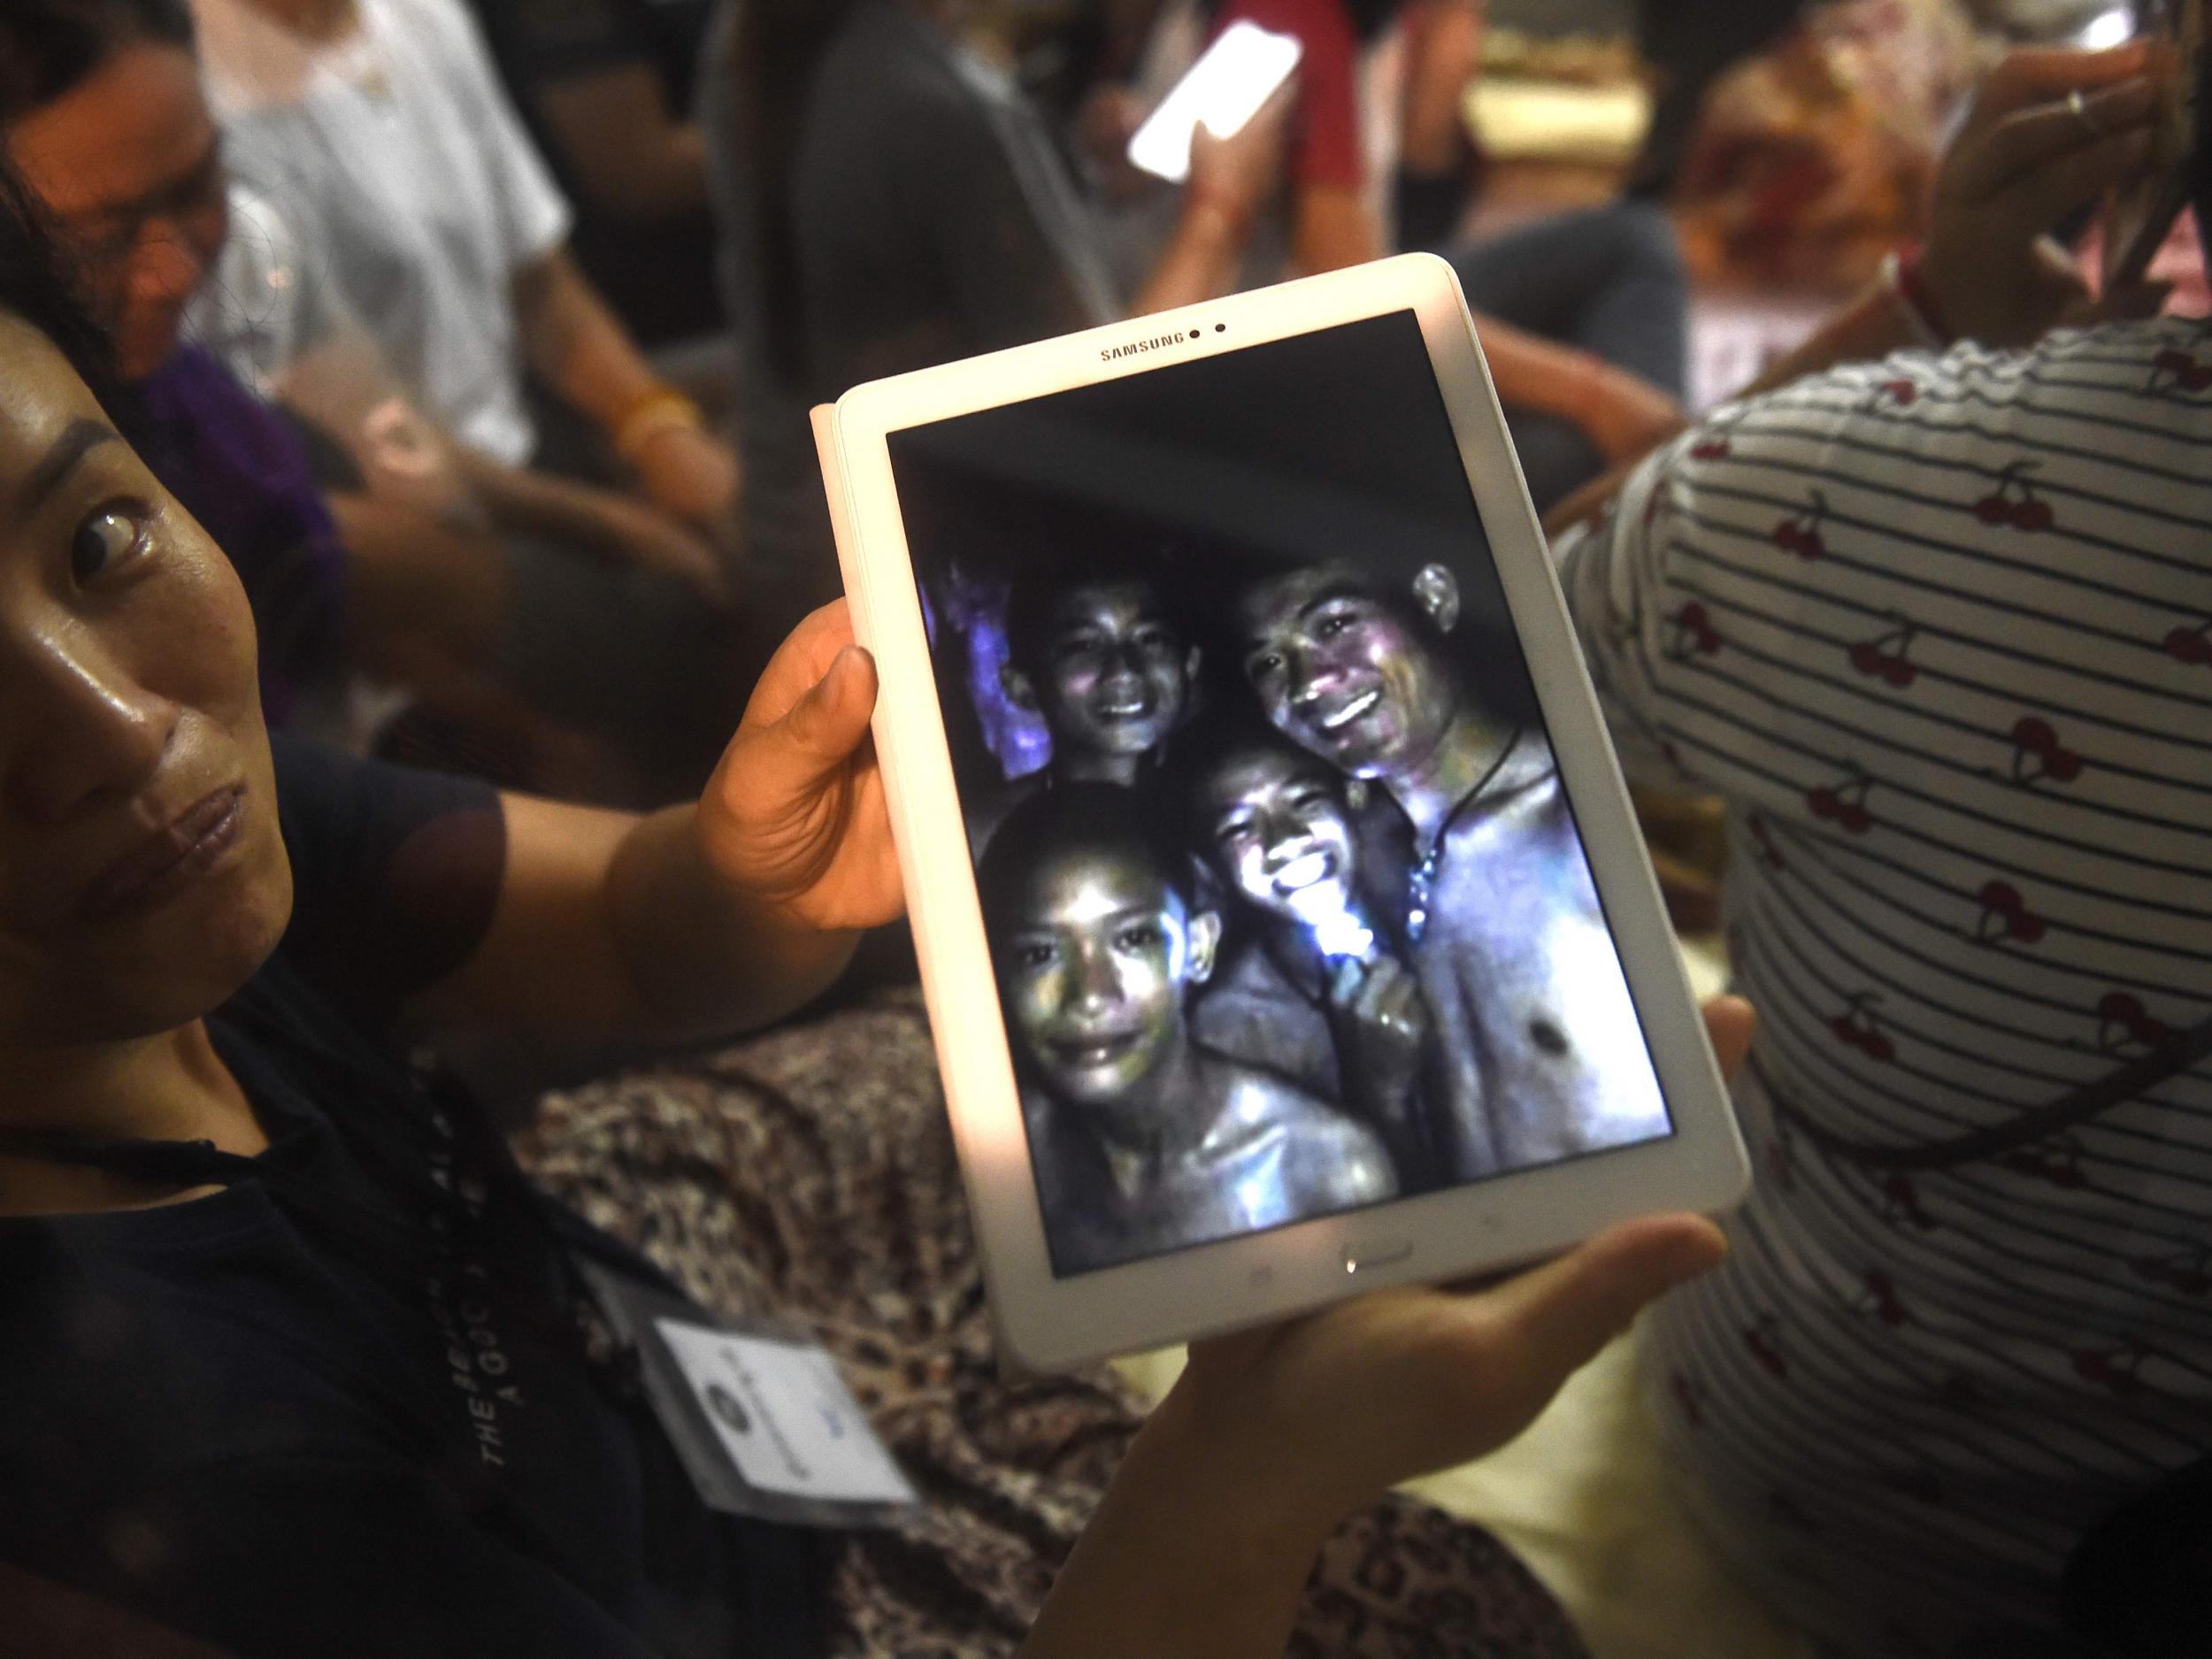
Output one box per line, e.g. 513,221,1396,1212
6,43,230,382
0,313,288,1052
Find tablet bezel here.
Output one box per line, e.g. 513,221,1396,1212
820,253,1748,1371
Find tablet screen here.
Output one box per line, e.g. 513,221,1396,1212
887,310,1672,1277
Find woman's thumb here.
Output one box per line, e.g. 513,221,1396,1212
1486,1214,1726,1384
767,647,877,780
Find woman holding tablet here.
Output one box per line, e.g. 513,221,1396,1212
0,162,1739,1652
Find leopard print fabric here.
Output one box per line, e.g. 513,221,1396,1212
513,989,1588,1659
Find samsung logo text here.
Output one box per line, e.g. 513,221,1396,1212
1101,333,1193,362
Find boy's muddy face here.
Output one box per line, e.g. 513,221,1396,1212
1194,746,1358,927
1029,581,1193,759
997,842,1209,1110
1236,569,1457,780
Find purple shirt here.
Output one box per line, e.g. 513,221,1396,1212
136,344,349,726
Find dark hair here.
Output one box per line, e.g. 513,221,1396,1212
0,150,121,406
721,0,863,384
0,0,193,126
1002,548,1186,680
978,781,1198,939
1166,708,1340,844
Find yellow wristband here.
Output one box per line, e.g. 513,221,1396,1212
614,388,703,462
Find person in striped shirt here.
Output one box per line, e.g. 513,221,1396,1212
1551,39,2210,1657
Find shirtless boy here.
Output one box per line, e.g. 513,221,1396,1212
1177,716,1441,1187
1235,559,1670,1177
968,557,1201,854
979,785,1397,1273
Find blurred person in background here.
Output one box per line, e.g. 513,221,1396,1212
1551,41,2211,1656
1667,0,1986,290
2,0,754,802
186,0,744,563
465,0,724,350
1092,0,1691,511
699,0,1286,621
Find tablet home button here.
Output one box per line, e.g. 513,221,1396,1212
1343,1239,1413,1275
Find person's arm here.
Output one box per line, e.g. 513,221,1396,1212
511,246,672,431
403,603,896,1046
449,444,730,603
532,63,709,223
1545,43,2162,539
509,248,741,534
1019,1000,1750,1658
1479,316,1686,466
1216,0,1377,276
1288,182,1384,273
1398,0,1484,180
1130,88,1293,315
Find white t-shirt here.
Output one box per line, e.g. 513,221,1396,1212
192,0,573,465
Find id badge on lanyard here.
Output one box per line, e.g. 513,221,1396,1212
572,1259,919,1527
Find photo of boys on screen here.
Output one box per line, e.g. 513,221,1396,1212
887,311,1671,1277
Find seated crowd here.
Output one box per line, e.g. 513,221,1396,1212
0,2,2201,1656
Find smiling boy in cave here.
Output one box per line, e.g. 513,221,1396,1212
979,785,1396,1274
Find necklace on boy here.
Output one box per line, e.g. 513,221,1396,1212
1403,726,1523,945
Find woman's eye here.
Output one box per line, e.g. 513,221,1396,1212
1114,923,1162,952
1014,941,1056,970
1247,651,1281,681
70,504,149,584
1316,614,1352,641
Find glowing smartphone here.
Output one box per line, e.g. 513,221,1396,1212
1126,20,1302,185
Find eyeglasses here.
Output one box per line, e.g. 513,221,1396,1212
51,143,227,274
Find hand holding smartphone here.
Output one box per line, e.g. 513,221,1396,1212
1127,20,1303,184
2103,0,2206,293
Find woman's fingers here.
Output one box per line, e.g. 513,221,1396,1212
767,646,878,784
1966,42,2152,127
716,603,876,829
739,600,857,725
1470,1213,1726,1398
1955,73,2160,206
1701,995,1755,1083
2009,123,2159,235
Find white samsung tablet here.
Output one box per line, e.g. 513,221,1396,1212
816,254,1748,1371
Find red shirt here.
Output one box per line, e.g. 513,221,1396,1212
1214,0,1365,189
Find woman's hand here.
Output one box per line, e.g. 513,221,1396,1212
1918,44,2162,349
1166,995,1752,1532
695,602,902,933
1573,357,1688,465
1024,998,1755,1659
